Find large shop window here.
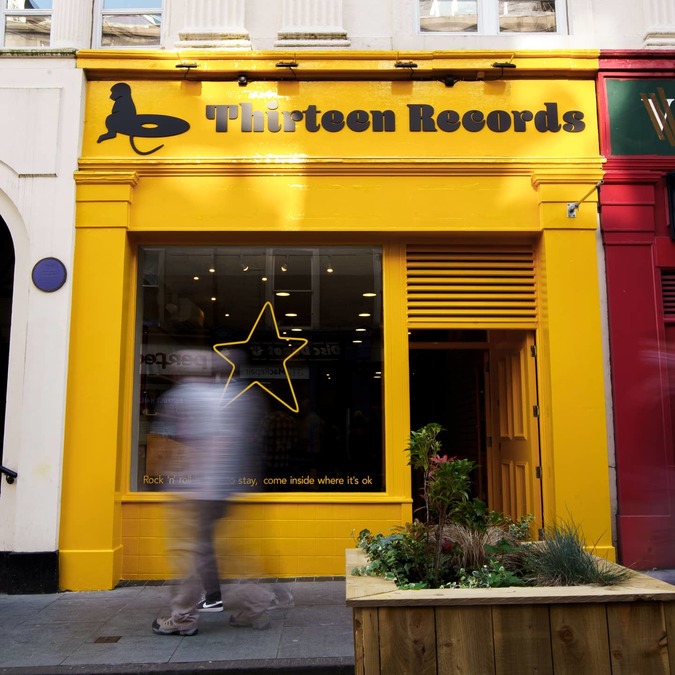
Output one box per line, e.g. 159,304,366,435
132,246,384,494
419,0,563,34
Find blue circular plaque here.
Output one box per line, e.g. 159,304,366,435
32,257,67,293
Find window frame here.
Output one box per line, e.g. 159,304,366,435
93,0,163,49
0,1,53,49
417,0,568,36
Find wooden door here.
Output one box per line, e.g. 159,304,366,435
488,330,543,530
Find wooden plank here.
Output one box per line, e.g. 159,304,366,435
346,548,400,601
378,607,437,675
352,608,380,675
549,604,611,674
347,582,675,607
346,549,675,608
663,601,675,675
436,606,496,674
607,602,669,674
492,605,553,675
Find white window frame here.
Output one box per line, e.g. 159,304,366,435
93,0,163,49
0,1,52,49
417,0,568,36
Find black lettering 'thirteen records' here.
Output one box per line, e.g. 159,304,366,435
205,101,585,134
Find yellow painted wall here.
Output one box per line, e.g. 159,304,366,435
60,51,613,590
121,501,410,580
536,228,614,559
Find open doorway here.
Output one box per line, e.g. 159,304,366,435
409,330,488,518
409,328,543,529
0,218,14,487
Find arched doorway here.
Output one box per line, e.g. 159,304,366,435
0,218,14,483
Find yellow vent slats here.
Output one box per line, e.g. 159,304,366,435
407,245,537,328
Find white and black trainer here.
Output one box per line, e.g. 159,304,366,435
197,596,224,613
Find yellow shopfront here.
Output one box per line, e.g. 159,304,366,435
59,52,613,590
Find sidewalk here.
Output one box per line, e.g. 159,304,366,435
0,579,355,675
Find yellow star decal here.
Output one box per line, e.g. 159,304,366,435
212,301,308,413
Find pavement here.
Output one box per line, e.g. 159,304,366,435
0,578,355,675
3,569,674,675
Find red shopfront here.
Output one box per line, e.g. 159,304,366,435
599,52,675,568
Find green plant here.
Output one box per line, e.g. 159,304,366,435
521,520,634,587
457,560,526,588
441,521,522,572
352,423,630,591
406,423,476,586
353,524,441,589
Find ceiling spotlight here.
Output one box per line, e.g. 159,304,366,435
211,297,217,302
281,256,289,272
444,76,458,87
238,74,248,87
239,255,249,272
193,275,199,281
209,267,216,273
326,257,334,273
363,292,377,297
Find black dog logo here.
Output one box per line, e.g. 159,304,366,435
97,82,190,155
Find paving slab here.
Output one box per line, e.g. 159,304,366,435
0,579,355,675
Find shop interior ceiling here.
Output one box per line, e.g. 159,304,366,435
144,246,383,339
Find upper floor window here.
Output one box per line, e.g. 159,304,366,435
96,0,162,47
2,0,52,48
419,0,564,34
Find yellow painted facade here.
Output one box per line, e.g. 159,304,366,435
60,51,613,590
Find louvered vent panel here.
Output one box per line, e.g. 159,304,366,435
407,245,537,327
662,271,675,318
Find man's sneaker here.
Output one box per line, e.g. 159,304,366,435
152,617,198,636
197,596,223,613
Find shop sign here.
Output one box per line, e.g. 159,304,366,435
87,80,594,159
140,348,212,375
606,78,675,156
240,365,309,380
203,101,584,136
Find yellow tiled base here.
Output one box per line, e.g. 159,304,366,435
120,501,407,580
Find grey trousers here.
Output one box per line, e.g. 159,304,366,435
164,499,274,628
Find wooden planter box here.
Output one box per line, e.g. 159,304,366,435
346,548,675,675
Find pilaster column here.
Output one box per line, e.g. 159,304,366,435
275,0,350,48
175,0,251,50
643,0,675,48
50,0,92,49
